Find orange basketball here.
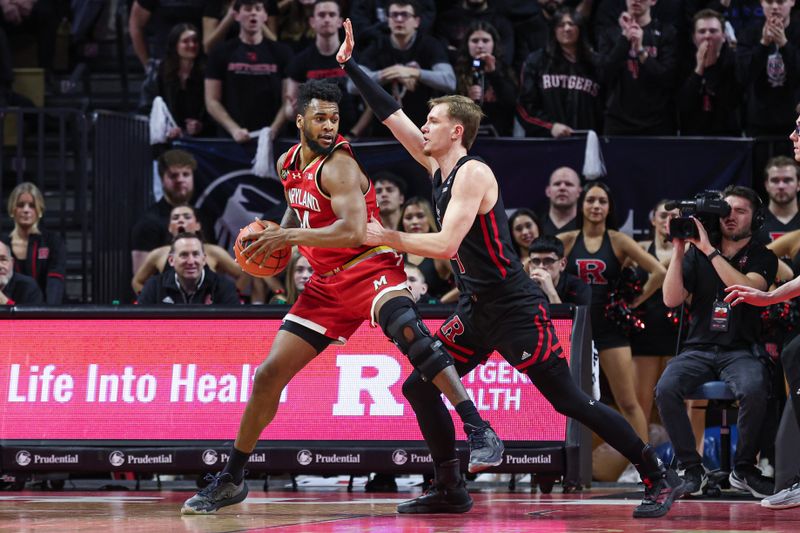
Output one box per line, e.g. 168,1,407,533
234,220,292,278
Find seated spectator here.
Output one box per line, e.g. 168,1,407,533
0,240,42,305
205,0,293,142
352,0,455,134
528,234,591,305
677,10,742,136
129,0,206,71
656,185,776,498
203,0,279,54
278,0,316,53
508,208,541,266
435,0,515,65
286,0,363,136
517,9,603,138
405,263,439,304
758,155,800,244
3,182,65,304
454,21,518,136
269,249,312,304
131,149,207,274
736,0,800,136
138,233,240,305
540,166,581,235
348,0,436,50
373,171,406,230
132,205,245,294
597,0,677,135
140,23,210,139
398,197,455,301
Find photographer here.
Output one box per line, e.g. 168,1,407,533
528,235,590,305
454,21,517,136
656,185,777,498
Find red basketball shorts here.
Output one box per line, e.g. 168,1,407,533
283,249,408,344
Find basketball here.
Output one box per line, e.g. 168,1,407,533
234,220,292,278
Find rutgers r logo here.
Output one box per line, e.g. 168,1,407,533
576,259,608,285
373,275,387,291
441,316,465,344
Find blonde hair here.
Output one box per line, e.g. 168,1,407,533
428,94,484,150
7,182,45,228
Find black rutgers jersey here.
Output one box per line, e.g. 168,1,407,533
433,155,524,293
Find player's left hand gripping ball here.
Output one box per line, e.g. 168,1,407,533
234,220,292,278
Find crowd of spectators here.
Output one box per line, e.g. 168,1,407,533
121,0,800,142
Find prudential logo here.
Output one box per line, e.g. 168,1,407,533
296,450,313,466
15,450,31,466
108,450,126,467
202,449,219,466
391,449,408,465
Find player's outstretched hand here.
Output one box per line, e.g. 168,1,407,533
723,284,773,307
365,215,386,247
337,18,355,64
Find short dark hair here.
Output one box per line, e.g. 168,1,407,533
764,155,799,179
389,0,419,16
313,0,340,12
373,171,407,196
234,0,266,10
528,235,565,258
722,184,762,214
157,149,197,178
170,232,204,254
297,79,342,115
692,8,725,30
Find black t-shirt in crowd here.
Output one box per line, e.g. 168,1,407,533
287,44,359,132
555,272,592,306
756,210,800,244
136,0,207,60
539,212,578,237
360,33,451,132
681,242,778,350
131,198,174,252
205,37,292,132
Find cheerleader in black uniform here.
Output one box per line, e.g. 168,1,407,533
631,200,682,428
560,183,666,463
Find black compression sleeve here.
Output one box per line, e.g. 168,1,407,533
342,58,401,122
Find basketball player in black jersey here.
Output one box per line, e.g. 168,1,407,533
337,19,686,518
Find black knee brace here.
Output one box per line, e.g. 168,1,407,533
378,297,454,382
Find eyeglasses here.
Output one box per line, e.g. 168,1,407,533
529,257,559,267
388,11,414,20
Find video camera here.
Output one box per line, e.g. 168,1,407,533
665,191,731,240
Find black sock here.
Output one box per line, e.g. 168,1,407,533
221,446,250,484
633,444,664,479
455,400,484,429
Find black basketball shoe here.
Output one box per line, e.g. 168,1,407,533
633,468,687,518
397,459,473,514
181,472,248,514
465,422,504,473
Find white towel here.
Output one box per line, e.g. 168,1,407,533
149,96,178,145
251,127,277,178
582,129,607,180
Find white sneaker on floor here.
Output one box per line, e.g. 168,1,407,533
761,478,800,509
617,462,642,484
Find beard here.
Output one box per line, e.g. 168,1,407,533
304,126,335,156
0,272,10,288
723,226,752,242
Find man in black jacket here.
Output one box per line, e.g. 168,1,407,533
0,240,43,305
138,233,240,305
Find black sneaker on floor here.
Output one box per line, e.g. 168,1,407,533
633,468,687,518
365,473,398,493
465,423,504,473
397,459,472,514
730,466,775,499
181,472,248,514
681,464,708,497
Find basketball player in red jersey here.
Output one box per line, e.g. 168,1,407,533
181,80,502,515
338,19,686,517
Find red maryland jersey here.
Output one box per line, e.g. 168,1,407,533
280,135,385,274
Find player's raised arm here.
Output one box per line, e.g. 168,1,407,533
337,18,435,175
366,161,493,258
